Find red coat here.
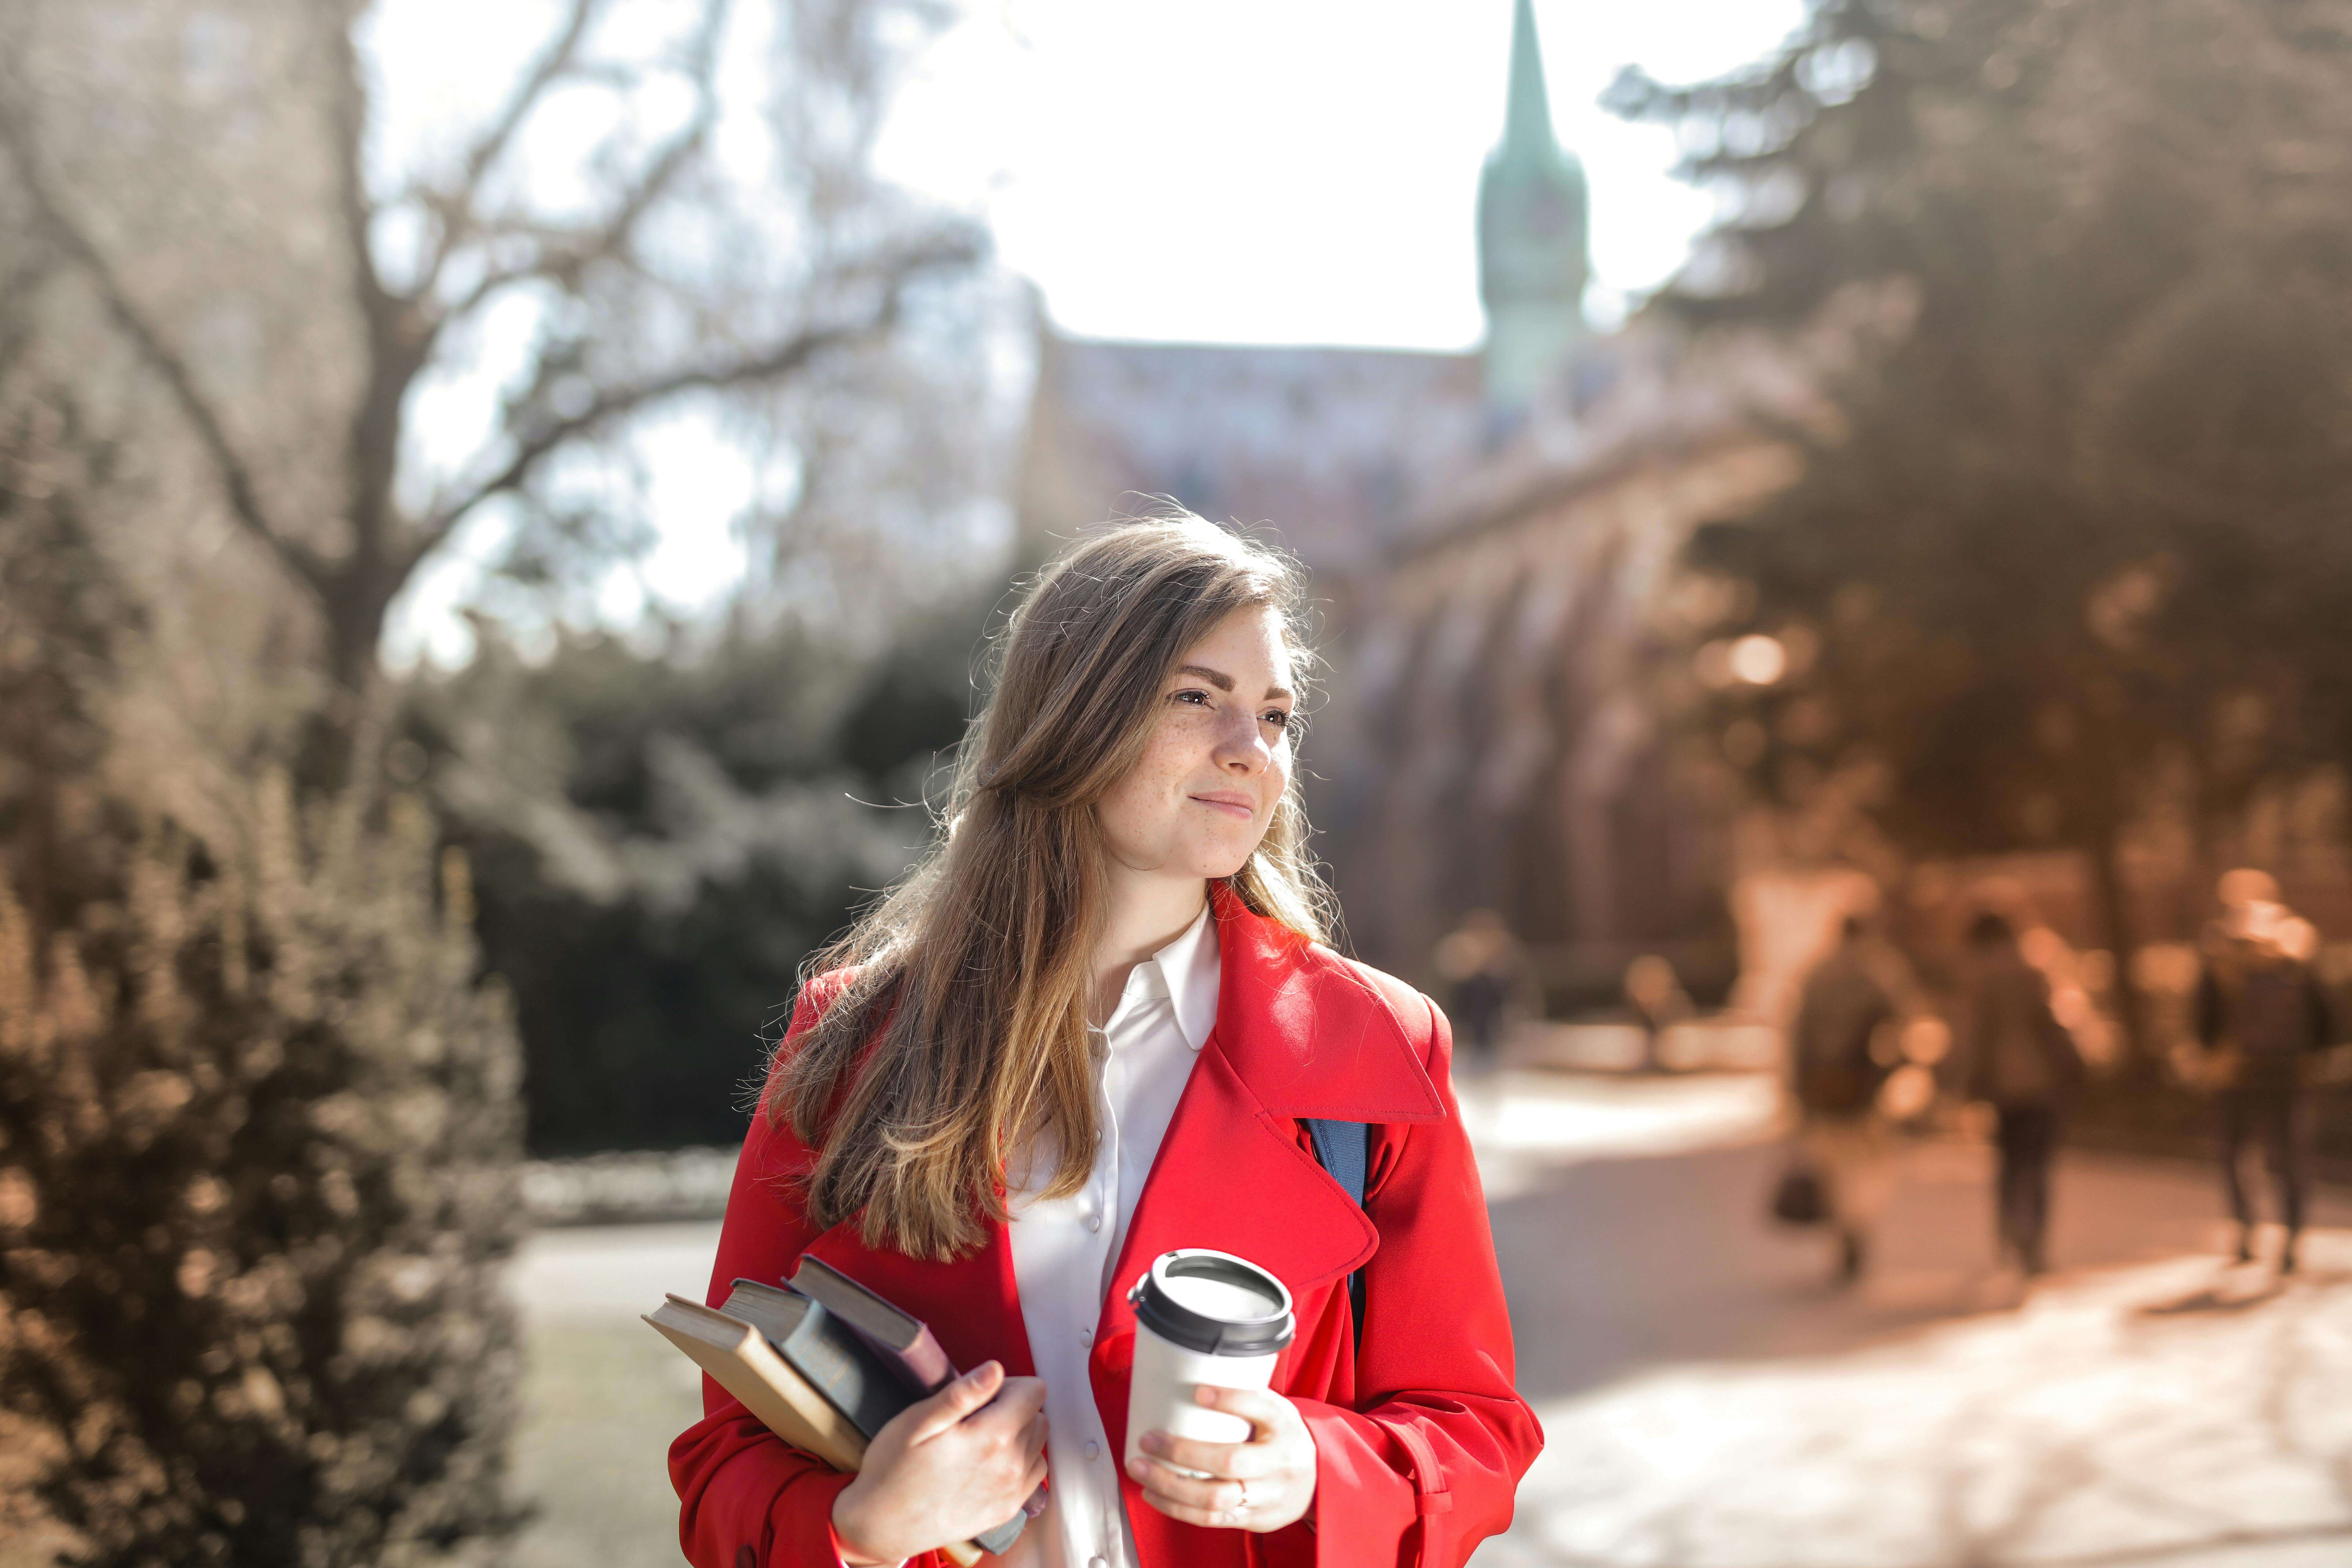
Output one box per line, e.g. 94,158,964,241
669,882,1541,1567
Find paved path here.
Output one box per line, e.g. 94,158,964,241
506,1071,2352,1567
1466,1070,2352,1568
509,1222,722,1568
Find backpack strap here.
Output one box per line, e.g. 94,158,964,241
1303,1117,1370,1340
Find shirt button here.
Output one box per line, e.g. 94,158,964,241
1084,1439,1101,1460
1086,1213,1102,1233
1079,1326,1093,1347
1089,1558,1109,1568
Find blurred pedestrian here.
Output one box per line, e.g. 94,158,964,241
1623,953,1691,1073
1434,908,1526,1065
1956,912,2084,1278
1787,915,1898,1283
2191,871,2334,1272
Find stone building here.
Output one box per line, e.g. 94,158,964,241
1016,0,1809,1000
1476,0,1592,412
1313,336,1805,1001
1014,335,1484,586
1014,0,1596,590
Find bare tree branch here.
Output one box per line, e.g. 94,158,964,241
324,4,432,574
407,322,859,577
0,100,330,599
323,6,394,327
416,0,604,300
405,227,977,575
435,140,708,327
435,0,728,327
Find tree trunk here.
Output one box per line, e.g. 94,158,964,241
292,567,394,798
288,286,420,800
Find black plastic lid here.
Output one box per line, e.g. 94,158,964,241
1126,1249,1295,1357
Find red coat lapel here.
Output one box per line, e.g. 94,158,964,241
1104,881,1447,1295
1199,880,1448,1125
1086,882,1448,1534
797,884,1447,1509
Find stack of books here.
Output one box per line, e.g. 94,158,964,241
646,1256,1028,1564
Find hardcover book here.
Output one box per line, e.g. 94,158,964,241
718,1279,911,1440
788,1255,957,1394
642,1294,865,1471
646,1280,1025,1561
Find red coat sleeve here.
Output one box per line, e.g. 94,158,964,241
667,979,949,1568
1295,993,1542,1568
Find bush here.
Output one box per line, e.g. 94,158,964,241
410,609,986,1155
0,415,526,1566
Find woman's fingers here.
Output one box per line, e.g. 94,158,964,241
907,1360,1005,1443
1137,1489,1238,1530
1130,1458,1248,1521
1136,1430,1272,1480
1132,1389,1315,1533
968,1375,1047,1439
1020,1409,1050,1466
1129,1452,1246,1499
1193,1382,1286,1434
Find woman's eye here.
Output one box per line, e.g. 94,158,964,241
1262,710,1292,730
1171,688,1212,707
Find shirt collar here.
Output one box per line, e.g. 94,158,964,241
1106,899,1219,1052
1154,899,1220,1052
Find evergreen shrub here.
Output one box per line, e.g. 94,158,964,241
412,609,985,1155
0,416,526,1566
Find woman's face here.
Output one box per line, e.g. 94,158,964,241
1095,605,1295,883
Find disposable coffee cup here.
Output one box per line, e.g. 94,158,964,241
1124,1249,1294,1477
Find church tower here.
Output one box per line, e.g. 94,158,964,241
1478,0,1591,410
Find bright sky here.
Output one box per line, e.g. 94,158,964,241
377,0,1807,665
875,0,1808,347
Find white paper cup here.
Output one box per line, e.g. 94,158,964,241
1123,1250,1294,1476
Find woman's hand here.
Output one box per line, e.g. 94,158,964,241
1126,1385,1318,1533
831,1362,1048,1566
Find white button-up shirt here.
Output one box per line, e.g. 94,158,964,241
999,903,1220,1568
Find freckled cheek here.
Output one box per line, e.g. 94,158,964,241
1147,723,1210,779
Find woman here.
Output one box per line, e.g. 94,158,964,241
670,517,1540,1567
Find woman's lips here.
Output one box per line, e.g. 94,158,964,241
1189,793,1256,821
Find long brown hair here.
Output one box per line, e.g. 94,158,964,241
771,515,1331,1259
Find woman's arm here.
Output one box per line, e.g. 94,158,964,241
667,993,874,1568
1290,993,1543,1568
669,983,1044,1568
671,981,945,1568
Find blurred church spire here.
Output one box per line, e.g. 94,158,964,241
1478,0,1591,411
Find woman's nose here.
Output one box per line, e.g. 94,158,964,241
1213,710,1269,772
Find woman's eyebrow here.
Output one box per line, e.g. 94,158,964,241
1174,663,1235,692
1174,663,1292,703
